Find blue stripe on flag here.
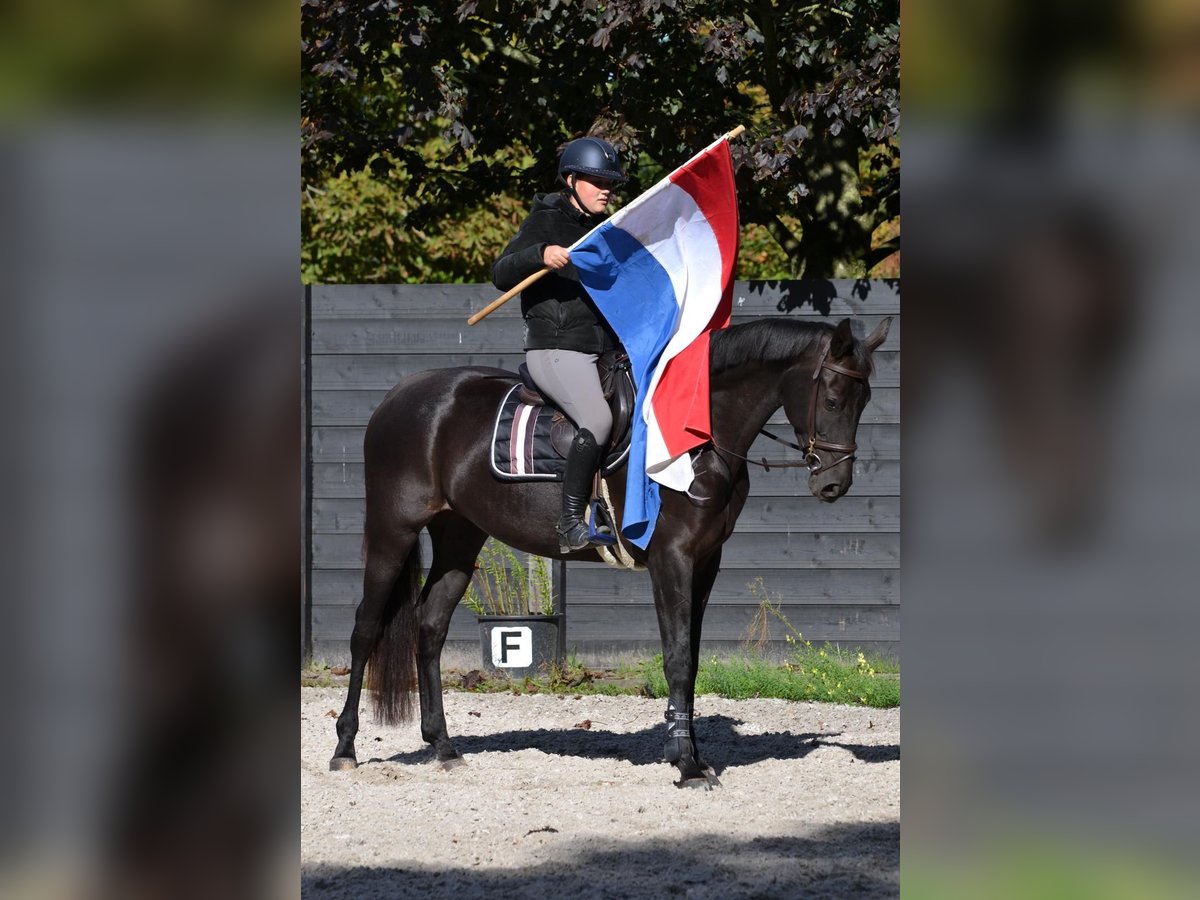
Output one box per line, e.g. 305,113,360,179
572,224,682,547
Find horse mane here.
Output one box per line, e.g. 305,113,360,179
709,318,875,378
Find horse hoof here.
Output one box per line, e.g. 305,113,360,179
674,766,721,789
329,756,358,771
439,756,467,772
675,769,721,790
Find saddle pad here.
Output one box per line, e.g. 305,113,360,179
491,384,565,481
490,384,631,483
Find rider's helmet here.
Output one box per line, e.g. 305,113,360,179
558,137,626,183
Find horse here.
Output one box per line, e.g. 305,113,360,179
330,314,892,786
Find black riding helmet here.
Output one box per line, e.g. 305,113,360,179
558,137,626,183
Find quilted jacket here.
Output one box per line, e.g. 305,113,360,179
491,192,619,354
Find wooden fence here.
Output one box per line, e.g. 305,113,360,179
304,280,899,667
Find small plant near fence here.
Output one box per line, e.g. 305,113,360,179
462,538,553,616
644,577,899,708
753,575,897,706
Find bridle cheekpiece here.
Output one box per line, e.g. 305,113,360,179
800,336,870,475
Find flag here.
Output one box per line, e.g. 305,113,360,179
569,137,739,548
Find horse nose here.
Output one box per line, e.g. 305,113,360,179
820,483,843,500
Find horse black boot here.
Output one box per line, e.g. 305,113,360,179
556,428,601,553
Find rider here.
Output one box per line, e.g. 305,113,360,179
491,137,626,553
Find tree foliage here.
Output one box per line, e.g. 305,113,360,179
301,0,898,281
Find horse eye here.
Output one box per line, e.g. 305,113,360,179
825,397,839,411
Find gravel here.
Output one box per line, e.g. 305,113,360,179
301,686,899,898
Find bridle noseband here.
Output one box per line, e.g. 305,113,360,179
713,337,870,474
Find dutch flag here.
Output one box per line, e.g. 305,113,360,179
569,137,739,548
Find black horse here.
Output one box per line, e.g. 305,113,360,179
331,315,891,786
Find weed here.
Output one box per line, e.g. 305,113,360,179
547,656,594,690
743,577,776,653
301,660,342,688
726,577,900,707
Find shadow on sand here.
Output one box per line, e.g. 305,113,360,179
303,823,900,899
372,714,898,776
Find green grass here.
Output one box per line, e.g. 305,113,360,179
433,644,898,708
305,645,899,708
641,646,899,708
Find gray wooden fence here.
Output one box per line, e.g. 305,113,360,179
304,280,899,667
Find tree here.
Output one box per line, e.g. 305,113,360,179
301,0,898,280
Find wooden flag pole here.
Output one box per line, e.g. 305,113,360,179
467,125,746,326
466,267,549,326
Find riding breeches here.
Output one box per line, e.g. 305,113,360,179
524,348,613,447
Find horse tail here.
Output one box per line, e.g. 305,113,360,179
366,535,422,726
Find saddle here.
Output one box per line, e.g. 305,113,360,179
490,350,729,515
490,350,635,483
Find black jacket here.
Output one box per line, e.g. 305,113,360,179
491,192,618,353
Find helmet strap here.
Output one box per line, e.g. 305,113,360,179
558,172,604,224
561,172,587,213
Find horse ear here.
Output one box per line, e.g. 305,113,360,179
830,318,854,357
863,316,892,353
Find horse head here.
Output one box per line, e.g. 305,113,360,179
782,316,892,502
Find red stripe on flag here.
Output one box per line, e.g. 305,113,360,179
654,334,716,455
669,142,739,303
654,142,739,456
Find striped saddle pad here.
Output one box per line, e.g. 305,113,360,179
489,383,631,483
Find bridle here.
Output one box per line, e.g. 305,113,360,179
800,337,870,474
713,337,870,474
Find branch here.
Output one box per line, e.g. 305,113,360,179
748,1,787,119
763,213,804,276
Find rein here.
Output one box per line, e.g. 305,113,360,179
712,428,812,472
712,337,869,475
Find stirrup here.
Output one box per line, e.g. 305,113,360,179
587,499,617,546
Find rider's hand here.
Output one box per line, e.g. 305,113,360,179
543,245,570,269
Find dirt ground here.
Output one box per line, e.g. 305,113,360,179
301,686,899,898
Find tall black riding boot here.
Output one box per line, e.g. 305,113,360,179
556,427,602,553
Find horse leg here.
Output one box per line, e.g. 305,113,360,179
649,546,722,788
330,530,420,770
416,516,487,768
684,549,722,775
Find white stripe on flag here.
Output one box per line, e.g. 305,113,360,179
644,406,697,490
603,182,697,313
617,183,723,489
643,196,723,411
